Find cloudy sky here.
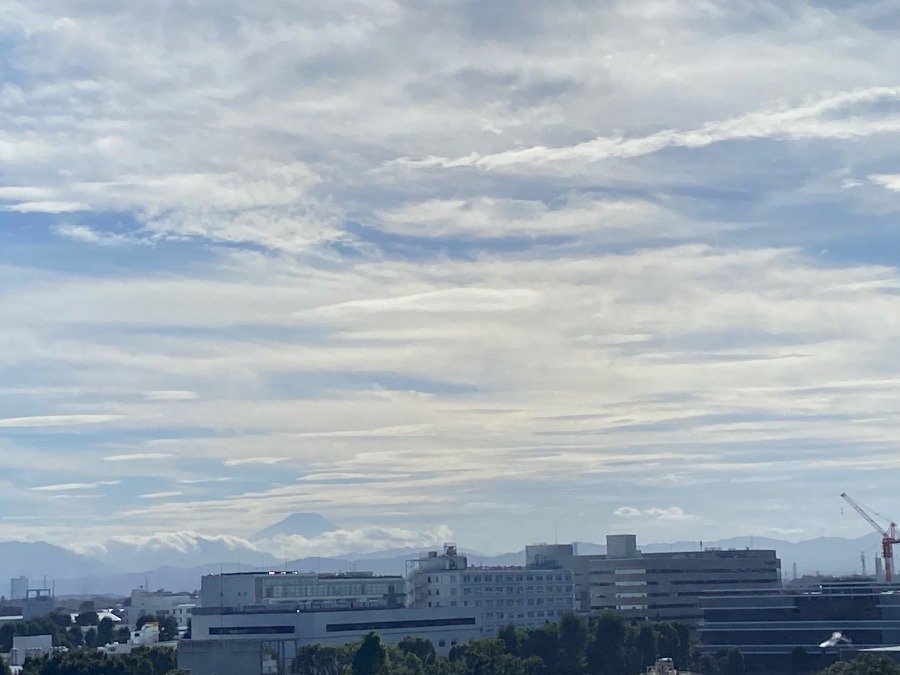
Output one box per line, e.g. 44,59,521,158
3,0,900,558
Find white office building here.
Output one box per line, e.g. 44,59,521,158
408,544,576,635
126,588,198,630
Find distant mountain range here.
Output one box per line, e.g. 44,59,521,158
0,513,886,599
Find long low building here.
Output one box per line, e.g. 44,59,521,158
697,580,900,673
179,570,480,675
181,605,481,674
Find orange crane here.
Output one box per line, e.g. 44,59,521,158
841,493,900,582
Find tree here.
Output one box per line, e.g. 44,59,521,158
635,623,659,671
397,636,436,665
291,643,357,675
77,601,95,613
158,616,178,642
65,626,83,647
587,612,628,675
96,617,115,647
818,655,900,675
116,626,131,643
75,611,98,627
135,615,155,630
353,633,389,675
558,613,588,674
83,627,97,648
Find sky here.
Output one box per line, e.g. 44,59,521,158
3,0,900,559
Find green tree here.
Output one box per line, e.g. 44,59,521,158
0,623,15,652
292,643,355,675
720,648,745,675
77,601,95,613
135,615,155,630
65,626,83,647
635,623,659,671
558,613,588,674
586,612,628,675
818,655,900,675
83,627,97,648
353,633,389,675
396,636,437,665
158,616,178,642
75,611,98,627
95,617,115,647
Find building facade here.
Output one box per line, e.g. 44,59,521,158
408,544,576,635
577,535,781,622
126,588,198,630
180,571,480,675
697,580,900,673
199,571,406,611
9,576,28,601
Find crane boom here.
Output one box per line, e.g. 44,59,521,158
841,493,889,536
840,493,900,583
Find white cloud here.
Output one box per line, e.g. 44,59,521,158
4,0,900,550
144,391,199,401
104,453,172,462
224,457,288,466
0,414,123,428
614,506,698,522
139,491,184,499
31,481,121,492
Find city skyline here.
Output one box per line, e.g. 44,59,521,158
2,1,900,556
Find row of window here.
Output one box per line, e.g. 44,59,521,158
428,598,571,609
425,574,569,584
484,609,568,620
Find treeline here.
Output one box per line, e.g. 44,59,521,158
0,613,129,652
18,646,184,675
0,612,179,653
291,612,709,674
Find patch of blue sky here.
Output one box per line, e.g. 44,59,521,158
0,211,225,277
0,425,216,448
631,329,830,353
266,369,480,399
56,321,335,345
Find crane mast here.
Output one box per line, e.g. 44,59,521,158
841,493,900,582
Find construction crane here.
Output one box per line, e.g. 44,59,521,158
840,493,900,582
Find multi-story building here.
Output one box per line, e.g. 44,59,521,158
408,544,576,635
199,571,406,611
179,571,480,675
697,579,900,673
576,534,781,623
126,588,198,630
9,576,28,601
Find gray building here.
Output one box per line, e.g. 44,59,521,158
697,580,900,673
200,571,405,611
576,534,781,622
9,576,28,601
179,571,479,675
408,543,576,635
